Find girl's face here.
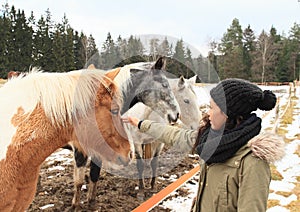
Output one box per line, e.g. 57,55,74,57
208,98,228,130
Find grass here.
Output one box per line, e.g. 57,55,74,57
267,199,280,209
280,101,295,125
286,179,300,212
275,191,293,197
274,98,296,140
295,145,300,158
270,164,283,181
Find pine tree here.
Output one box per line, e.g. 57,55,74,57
218,18,245,79
288,23,300,80
173,39,185,64
101,32,118,68
0,12,10,77
169,39,186,77
6,5,17,71
52,23,65,71
149,38,159,60
73,31,86,69
158,37,172,57
15,9,33,70
33,10,54,70
116,35,127,61
61,14,75,71
127,35,144,58
185,47,194,78
242,25,256,79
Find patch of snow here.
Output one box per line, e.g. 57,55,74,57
267,205,290,212
39,204,54,210
48,165,65,171
268,193,297,206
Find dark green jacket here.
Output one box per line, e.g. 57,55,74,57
139,120,285,212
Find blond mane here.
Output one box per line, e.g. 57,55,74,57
1,68,119,126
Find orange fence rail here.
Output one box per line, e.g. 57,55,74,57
132,165,200,212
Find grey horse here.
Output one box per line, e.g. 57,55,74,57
125,75,201,199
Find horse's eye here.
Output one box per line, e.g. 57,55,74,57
184,99,190,104
110,109,119,115
162,83,168,88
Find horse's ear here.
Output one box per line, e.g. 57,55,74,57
151,56,166,71
103,68,121,91
105,68,121,81
188,75,197,84
87,64,96,70
178,75,186,88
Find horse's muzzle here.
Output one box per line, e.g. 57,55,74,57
168,112,179,125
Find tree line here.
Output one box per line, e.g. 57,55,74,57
208,18,300,83
0,4,299,83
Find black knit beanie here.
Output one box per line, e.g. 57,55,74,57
210,78,277,118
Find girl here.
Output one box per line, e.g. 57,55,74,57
123,78,285,212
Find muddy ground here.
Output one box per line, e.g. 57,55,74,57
28,147,198,212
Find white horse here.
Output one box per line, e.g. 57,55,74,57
125,75,201,198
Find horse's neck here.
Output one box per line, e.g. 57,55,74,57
118,72,144,115
121,91,140,115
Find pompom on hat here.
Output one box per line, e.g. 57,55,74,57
210,78,277,118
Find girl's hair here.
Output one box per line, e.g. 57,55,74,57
192,113,246,154
192,113,210,154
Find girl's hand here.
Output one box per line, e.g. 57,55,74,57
122,116,140,127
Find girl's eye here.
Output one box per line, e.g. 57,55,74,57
110,109,119,115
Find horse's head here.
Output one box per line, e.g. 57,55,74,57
169,76,201,130
75,69,134,168
126,57,180,124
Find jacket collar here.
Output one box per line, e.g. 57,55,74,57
211,132,285,168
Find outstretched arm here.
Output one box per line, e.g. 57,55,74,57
122,116,197,152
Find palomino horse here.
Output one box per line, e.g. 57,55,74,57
70,57,181,207
125,75,201,199
0,68,133,211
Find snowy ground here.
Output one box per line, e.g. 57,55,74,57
157,84,300,212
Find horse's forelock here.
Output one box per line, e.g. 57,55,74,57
100,75,123,108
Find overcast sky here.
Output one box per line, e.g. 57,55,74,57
4,0,300,56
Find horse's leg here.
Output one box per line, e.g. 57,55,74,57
87,159,102,204
135,144,145,200
136,145,145,190
150,156,159,191
72,148,88,208
150,143,164,191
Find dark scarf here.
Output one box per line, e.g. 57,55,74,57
196,114,262,164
